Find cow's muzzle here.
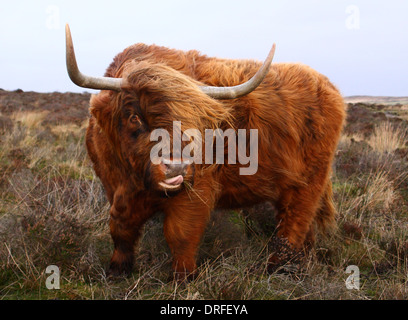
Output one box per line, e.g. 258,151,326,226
158,159,193,191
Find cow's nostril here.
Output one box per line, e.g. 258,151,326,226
162,159,190,177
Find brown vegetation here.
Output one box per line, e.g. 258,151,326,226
1,89,408,299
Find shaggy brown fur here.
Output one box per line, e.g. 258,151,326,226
86,43,346,277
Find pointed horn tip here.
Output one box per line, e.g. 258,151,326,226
65,24,71,36
262,44,276,70
268,44,276,60
65,24,73,49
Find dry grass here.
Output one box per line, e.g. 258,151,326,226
1,108,408,300
368,122,407,154
11,111,49,130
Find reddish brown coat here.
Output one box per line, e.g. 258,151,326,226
87,43,346,277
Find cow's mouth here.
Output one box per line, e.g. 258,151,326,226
158,175,184,190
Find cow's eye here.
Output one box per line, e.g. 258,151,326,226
129,114,141,125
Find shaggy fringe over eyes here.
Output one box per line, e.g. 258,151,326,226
120,60,234,133
90,60,236,169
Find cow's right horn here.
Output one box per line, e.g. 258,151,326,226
200,44,276,100
65,24,122,91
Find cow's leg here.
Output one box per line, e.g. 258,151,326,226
108,216,144,277
275,186,321,248
107,188,151,277
314,181,337,234
163,193,212,280
268,179,329,272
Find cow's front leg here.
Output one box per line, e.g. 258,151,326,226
108,216,142,277
163,201,211,280
108,189,151,277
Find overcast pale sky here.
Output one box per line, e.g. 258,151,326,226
0,0,407,97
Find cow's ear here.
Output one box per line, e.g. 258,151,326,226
89,91,115,129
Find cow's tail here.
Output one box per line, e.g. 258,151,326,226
314,180,337,234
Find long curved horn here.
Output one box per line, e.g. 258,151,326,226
66,23,274,96
65,24,122,91
200,44,276,99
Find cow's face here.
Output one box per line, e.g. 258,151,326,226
118,95,195,194
89,62,230,194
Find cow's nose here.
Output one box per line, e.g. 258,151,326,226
162,159,191,177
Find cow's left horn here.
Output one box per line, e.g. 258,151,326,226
65,24,122,91
200,44,276,99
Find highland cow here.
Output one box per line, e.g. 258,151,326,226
65,24,345,278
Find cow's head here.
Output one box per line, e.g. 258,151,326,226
65,24,275,194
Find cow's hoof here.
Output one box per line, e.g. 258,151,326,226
267,237,305,274
106,261,133,279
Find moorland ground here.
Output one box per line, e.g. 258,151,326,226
1,88,408,299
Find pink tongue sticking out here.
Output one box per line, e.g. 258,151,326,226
163,175,184,185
